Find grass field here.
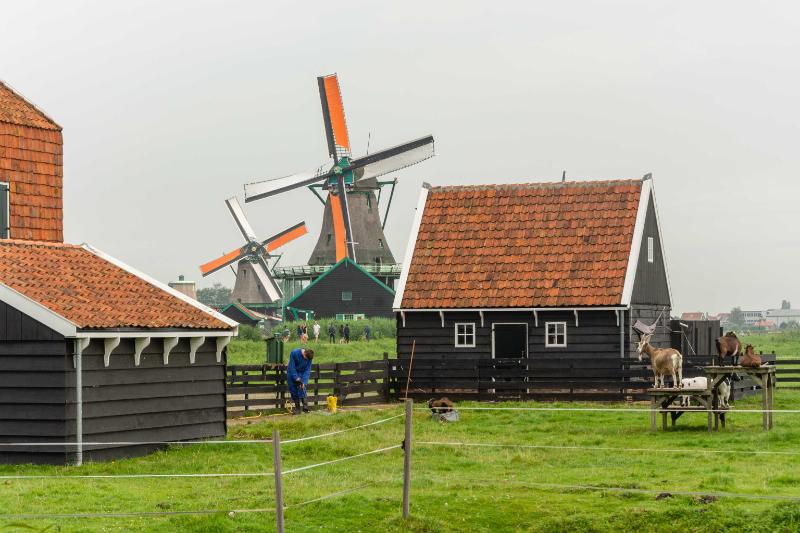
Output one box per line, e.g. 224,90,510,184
741,331,800,359
2,390,800,532
227,337,396,365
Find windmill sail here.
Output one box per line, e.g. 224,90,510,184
318,74,351,160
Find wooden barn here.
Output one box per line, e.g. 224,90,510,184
0,81,237,464
220,301,281,333
285,258,395,320
393,176,672,398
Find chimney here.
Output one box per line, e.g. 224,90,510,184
169,274,197,300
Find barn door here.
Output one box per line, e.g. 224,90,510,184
492,323,529,358
491,323,529,399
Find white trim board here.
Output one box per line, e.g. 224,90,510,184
82,243,239,330
392,183,430,310
620,177,652,306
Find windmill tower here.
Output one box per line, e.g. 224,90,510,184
244,74,434,309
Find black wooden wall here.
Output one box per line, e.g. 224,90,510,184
290,261,395,318
63,338,227,462
630,191,671,306
0,301,69,464
398,309,626,361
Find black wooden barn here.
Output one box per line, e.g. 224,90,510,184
0,240,237,464
285,258,395,320
393,176,673,398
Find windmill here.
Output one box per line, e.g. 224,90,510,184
244,73,434,265
199,197,307,304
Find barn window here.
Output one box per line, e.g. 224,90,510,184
0,182,8,239
647,237,654,263
326,233,332,244
378,239,384,249
455,323,476,348
341,291,352,301
545,322,567,347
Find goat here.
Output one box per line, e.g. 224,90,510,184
718,377,731,408
679,376,708,407
740,344,762,368
637,333,683,389
428,397,454,414
715,332,741,366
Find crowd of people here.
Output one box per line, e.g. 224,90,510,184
281,320,373,344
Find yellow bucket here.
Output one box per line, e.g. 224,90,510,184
327,395,338,414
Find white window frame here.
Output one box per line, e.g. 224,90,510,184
454,322,476,348
0,181,9,239
647,237,654,263
545,321,567,348
341,291,353,301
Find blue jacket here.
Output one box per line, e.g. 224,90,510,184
287,348,312,397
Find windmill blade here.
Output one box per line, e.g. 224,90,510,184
329,193,348,262
244,165,330,203
199,247,246,277
225,197,257,241
262,221,308,252
318,74,351,160
335,174,357,262
252,254,282,303
348,135,434,182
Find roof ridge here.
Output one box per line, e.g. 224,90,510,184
430,178,644,192
0,238,82,249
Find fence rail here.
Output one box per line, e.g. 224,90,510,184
226,354,792,413
226,354,391,414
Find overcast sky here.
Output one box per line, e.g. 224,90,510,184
2,1,798,314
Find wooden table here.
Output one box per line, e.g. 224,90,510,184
703,366,777,431
647,388,722,432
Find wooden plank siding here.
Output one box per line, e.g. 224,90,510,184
630,191,670,306
62,338,227,462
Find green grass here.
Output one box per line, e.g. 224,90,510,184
2,391,800,532
740,331,800,359
227,337,396,365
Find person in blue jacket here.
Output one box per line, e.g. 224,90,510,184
287,347,314,414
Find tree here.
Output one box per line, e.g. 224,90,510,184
781,300,792,310
197,283,232,308
728,307,744,329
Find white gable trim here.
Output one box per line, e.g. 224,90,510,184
392,184,430,310
81,243,239,330
621,176,652,306
0,282,78,337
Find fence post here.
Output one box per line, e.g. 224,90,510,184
383,352,390,402
273,429,285,533
402,398,413,519
334,363,342,403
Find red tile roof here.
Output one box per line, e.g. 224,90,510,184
0,81,64,242
0,239,232,330
400,179,643,309
0,81,60,131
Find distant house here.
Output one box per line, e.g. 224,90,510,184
394,175,672,370
680,312,707,321
285,258,395,320
754,320,777,330
766,309,800,328
742,310,767,326
221,301,281,333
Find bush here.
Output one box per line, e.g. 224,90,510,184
281,316,396,341
237,324,264,341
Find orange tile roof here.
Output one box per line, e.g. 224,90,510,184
400,179,643,309
0,81,60,131
0,81,63,242
0,239,232,330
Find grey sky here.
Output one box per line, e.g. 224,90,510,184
2,1,798,314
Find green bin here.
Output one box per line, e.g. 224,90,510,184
265,335,284,364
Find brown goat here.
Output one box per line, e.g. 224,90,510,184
715,332,742,366
428,397,454,414
637,333,683,389
739,344,762,368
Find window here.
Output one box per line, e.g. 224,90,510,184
341,291,352,301
545,322,567,347
336,313,365,321
647,237,654,263
455,323,476,348
378,239,384,249
0,182,8,239
326,233,332,244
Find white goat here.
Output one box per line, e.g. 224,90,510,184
679,377,708,406
637,333,683,389
718,378,731,408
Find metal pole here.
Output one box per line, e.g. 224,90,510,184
402,399,413,519
273,429,285,533
75,338,84,466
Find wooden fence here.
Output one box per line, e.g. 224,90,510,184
226,354,390,415
390,354,779,402
226,353,791,415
